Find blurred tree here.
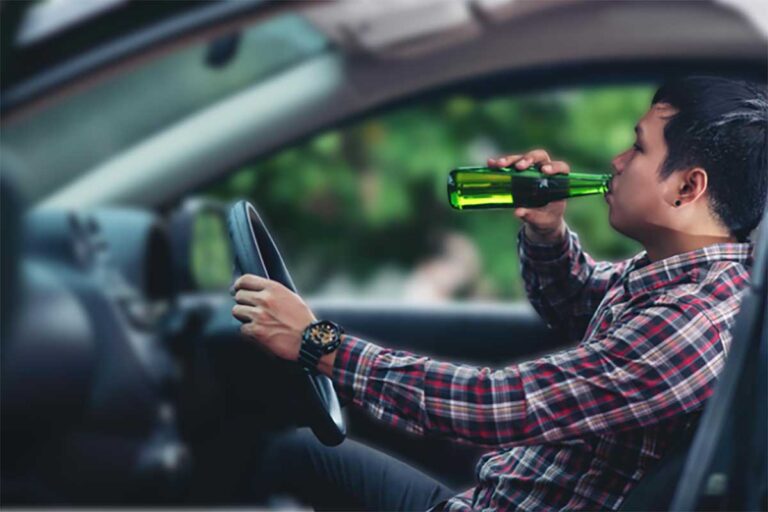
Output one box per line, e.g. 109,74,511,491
191,211,233,290
205,85,652,300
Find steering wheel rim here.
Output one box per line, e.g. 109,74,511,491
227,200,346,447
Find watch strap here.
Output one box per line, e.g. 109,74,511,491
298,340,324,370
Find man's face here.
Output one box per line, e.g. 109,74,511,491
607,103,678,241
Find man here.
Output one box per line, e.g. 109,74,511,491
232,76,767,511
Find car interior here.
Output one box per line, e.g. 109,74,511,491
1,0,766,509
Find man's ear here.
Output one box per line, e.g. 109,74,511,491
677,167,708,206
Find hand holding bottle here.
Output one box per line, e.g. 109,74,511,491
487,150,568,244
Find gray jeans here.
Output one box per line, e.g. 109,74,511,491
255,428,457,511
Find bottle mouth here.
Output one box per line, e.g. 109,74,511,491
605,176,613,194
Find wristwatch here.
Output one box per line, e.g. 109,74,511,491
298,319,344,371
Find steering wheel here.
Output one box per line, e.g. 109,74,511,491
227,200,346,446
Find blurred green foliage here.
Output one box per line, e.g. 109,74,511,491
191,211,233,290
204,85,652,300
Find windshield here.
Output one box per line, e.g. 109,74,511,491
2,13,330,202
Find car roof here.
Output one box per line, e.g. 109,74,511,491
3,0,765,116
1,0,766,207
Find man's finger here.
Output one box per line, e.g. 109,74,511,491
514,208,530,220
490,154,523,168
516,149,552,170
234,289,268,307
235,274,271,292
232,304,258,323
242,321,264,338
540,161,570,175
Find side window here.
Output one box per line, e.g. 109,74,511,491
204,85,651,302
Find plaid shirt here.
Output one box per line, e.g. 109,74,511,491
331,225,753,511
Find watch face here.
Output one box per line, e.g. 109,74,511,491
309,321,338,346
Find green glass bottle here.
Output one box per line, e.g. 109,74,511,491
447,166,612,210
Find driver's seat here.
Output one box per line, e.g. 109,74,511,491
619,214,768,511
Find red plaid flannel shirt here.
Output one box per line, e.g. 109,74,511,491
331,225,753,511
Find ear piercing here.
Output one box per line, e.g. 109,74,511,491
674,200,681,207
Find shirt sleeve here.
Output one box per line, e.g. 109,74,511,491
518,224,630,342
332,300,723,447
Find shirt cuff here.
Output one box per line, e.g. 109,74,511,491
332,334,384,406
518,224,572,261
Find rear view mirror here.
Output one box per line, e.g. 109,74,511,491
168,198,233,293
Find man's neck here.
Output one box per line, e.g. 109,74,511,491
644,232,738,262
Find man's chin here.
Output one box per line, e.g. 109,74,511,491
608,209,628,237
608,207,617,229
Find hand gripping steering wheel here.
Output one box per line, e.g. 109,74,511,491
227,200,346,446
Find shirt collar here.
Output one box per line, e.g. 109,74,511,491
625,242,754,294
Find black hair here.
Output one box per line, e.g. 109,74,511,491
652,76,768,242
